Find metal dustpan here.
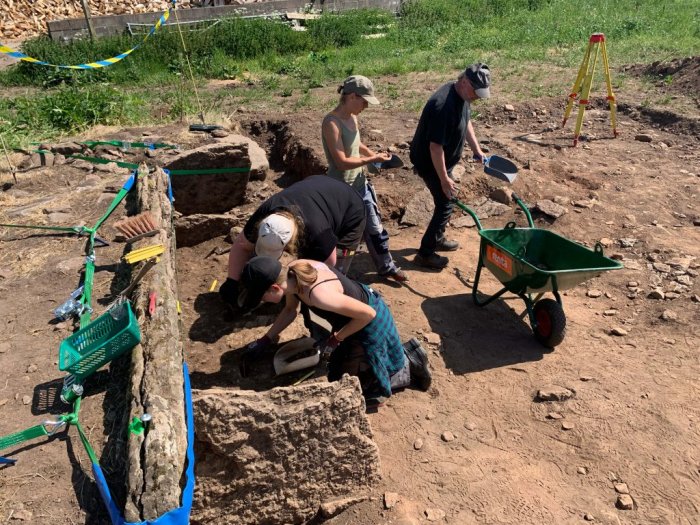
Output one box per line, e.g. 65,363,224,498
367,154,404,174
273,337,319,376
484,155,518,183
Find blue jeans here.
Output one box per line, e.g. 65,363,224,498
417,169,454,257
361,183,398,275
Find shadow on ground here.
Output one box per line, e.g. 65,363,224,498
421,291,549,375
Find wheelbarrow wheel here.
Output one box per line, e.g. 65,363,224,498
533,299,566,348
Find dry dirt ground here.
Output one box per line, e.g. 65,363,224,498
0,59,699,525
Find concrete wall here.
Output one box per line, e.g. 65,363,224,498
47,0,402,41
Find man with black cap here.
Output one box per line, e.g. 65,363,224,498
409,63,491,270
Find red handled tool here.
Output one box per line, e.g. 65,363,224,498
148,291,157,317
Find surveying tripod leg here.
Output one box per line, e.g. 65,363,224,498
562,46,591,127
573,42,600,146
600,40,618,137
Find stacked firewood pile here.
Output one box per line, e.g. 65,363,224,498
0,0,196,40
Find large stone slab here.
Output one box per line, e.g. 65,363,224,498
400,187,434,227
125,166,187,522
216,133,270,181
192,375,381,525
174,213,240,247
165,143,251,215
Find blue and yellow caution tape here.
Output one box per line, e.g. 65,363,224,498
0,7,171,70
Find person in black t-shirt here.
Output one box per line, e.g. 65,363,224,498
219,175,366,309
409,63,491,270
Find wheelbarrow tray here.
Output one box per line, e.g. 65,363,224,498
478,227,623,295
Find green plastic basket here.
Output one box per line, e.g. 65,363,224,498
59,302,141,380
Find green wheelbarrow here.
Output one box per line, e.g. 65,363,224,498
453,195,623,347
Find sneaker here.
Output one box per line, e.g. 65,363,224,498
382,267,409,283
415,252,449,270
436,238,460,252
404,338,432,391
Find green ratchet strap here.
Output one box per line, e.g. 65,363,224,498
65,154,251,175
0,418,67,453
80,140,178,150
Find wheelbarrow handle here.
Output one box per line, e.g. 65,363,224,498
511,194,535,228
451,199,483,231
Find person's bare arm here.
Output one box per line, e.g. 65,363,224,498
322,117,389,169
227,231,256,280
465,120,485,159
310,288,376,341
429,142,456,199
265,294,301,340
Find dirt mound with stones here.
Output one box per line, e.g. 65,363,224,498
622,56,700,100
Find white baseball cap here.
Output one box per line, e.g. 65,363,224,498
255,214,294,259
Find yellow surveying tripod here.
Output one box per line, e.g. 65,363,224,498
562,33,618,146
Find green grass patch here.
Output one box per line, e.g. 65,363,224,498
0,0,697,141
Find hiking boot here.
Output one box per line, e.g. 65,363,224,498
404,338,432,391
415,252,449,270
436,238,460,252
382,267,409,283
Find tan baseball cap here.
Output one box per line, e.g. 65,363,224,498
340,75,380,104
255,214,294,259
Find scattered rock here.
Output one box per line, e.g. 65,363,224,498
464,422,476,431
547,412,563,420
627,281,639,288
489,187,514,205
26,364,37,373
691,294,700,303
401,188,434,227
652,262,671,273
319,495,368,519
535,200,567,219
0,342,10,353
425,508,446,522
618,238,637,248
634,134,653,142
573,200,594,209
647,289,665,300
616,494,634,510
614,482,630,494
57,256,87,275
0,399,7,406
599,237,614,247
603,310,617,316
584,513,594,521
675,275,692,286
536,387,575,402
441,431,455,442
610,327,628,336
587,289,602,298
413,438,424,450
384,492,400,510
47,212,73,224
424,332,441,345
577,466,588,475
561,421,575,430
504,104,515,112
10,509,33,521
211,129,229,138
660,310,677,321
22,395,31,405
580,376,594,381
452,164,466,183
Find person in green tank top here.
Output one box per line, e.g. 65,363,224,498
321,75,409,283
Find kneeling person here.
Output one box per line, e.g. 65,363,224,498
238,256,431,401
